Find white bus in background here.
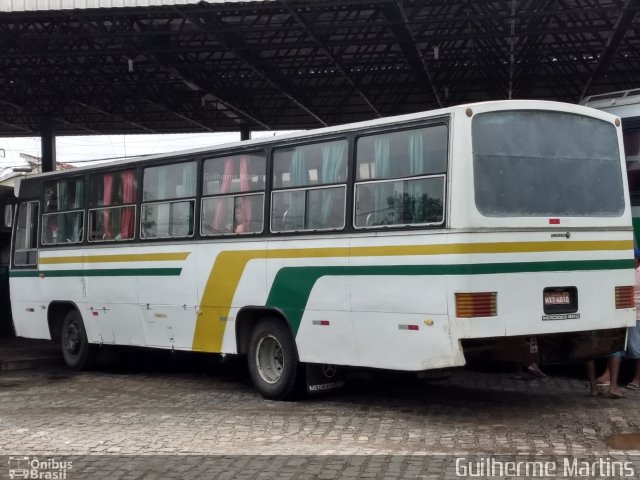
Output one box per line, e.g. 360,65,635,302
582,89,640,242
9,100,636,400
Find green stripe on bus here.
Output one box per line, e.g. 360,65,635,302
9,268,182,278
265,259,633,335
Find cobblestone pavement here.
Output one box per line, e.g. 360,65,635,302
1,353,640,478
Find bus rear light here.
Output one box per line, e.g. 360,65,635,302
456,292,497,318
615,286,634,309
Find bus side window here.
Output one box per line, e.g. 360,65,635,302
200,152,266,237
42,177,84,245
141,161,197,240
271,139,347,233
13,201,39,267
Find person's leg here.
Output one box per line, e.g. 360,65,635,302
597,365,611,385
586,359,599,396
625,324,640,389
629,360,640,388
608,356,624,398
527,363,545,377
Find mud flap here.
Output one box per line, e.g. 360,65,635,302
305,363,346,395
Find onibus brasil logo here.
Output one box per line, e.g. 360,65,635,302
8,457,72,479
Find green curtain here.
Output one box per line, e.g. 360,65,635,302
408,132,425,223
180,163,197,234
158,167,169,200
155,168,170,237
73,179,83,209
290,148,307,229
373,136,392,225
320,141,346,226
182,163,197,197
57,181,68,242
72,179,83,241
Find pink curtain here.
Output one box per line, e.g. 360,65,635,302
103,174,114,239
120,170,136,239
213,158,234,231
239,155,252,229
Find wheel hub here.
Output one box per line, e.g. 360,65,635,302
255,334,284,384
64,321,81,355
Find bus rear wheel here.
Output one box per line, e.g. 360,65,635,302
247,318,300,400
61,310,94,370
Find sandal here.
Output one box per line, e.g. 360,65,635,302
626,382,640,390
606,391,625,399
527,365,546,377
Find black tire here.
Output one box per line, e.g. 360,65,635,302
247,317,301,400
61,309,94,370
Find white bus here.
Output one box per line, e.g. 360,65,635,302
9,100,636,399
582,89,640,243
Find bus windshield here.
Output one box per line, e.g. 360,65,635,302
472,110,625,217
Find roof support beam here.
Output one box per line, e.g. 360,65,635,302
280,0,381,118
579,0,638,101
72,100,158,134
0,119,33,134
77,16,270,131
143,99,216,133
381,0,443,108
174,6,329,127
144,57,272,130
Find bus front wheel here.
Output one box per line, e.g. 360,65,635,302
247,318,301,400
61,310,94,370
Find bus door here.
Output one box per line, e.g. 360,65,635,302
10,201,45,338
1,190,15,336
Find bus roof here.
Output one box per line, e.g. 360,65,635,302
15,99,618,193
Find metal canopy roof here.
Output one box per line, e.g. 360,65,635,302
0,0,639,136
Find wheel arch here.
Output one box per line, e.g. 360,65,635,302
47,301,82,343
235,306,293,355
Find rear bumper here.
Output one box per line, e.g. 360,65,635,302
461,328,627,365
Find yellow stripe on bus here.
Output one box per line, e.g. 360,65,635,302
39,252,190,264
192,239,632,353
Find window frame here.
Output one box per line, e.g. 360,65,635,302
353,174,446,230
272,139,349,190
41,208,85,246
270,184,347,234
354,123,449,182
269,137,349,235
140,159,198,241
86,168,139,244
142,160,198,203
352,121,449,231
88,204,138,243
200,192,265,237
41,175,86,246
202,150,267,197
13,200,40,268
140,198,196,240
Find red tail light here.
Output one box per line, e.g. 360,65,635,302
615,286,634,309
456,292,497,318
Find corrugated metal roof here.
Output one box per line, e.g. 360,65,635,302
0,0,269,13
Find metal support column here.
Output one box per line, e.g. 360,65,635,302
40,117,57,173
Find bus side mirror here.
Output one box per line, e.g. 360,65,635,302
4,205,13,228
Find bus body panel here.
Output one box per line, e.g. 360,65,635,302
8,100,635,374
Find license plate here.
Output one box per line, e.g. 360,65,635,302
544,291,570,305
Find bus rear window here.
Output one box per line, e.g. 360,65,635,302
472,111,624,217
